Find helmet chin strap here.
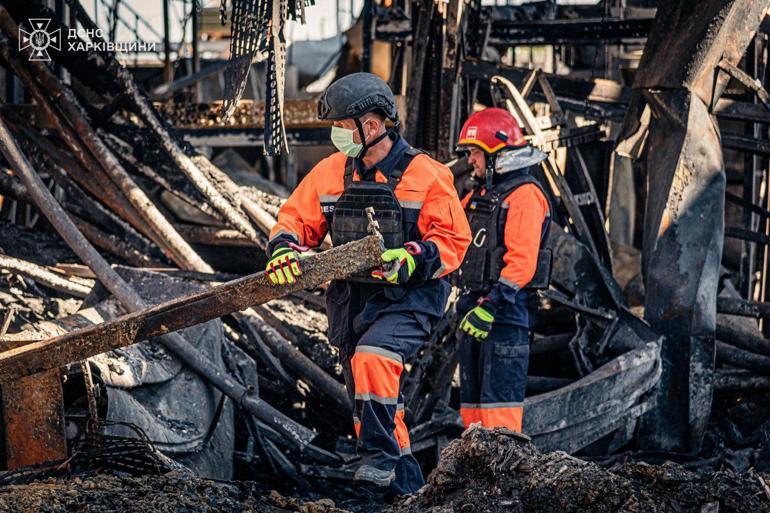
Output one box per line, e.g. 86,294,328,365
485,153,497,189
353,117,400,160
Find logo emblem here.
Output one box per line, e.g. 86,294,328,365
19,19,60,62
466,126,478,139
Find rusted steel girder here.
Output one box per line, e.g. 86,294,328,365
1,370,67,469
616,0,768,453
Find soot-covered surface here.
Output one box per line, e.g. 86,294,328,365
0,473,350,513
389,426,770,513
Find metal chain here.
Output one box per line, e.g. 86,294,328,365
264,0,288,155
222,0,311,154
220,0,228,25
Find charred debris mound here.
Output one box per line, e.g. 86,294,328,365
391,426,770,513
0,473,349,513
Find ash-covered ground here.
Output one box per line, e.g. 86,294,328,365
2,428,770,513
0,472,348,513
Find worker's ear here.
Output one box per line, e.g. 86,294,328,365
367,116,381,139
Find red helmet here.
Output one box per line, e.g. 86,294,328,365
457,107,526,154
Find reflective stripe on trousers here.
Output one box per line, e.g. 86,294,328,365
459,322,529,433
459,402,524,432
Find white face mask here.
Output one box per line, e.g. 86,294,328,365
330,126,364,158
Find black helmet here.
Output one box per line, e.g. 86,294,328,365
318,72,398,122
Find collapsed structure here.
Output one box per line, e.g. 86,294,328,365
0,0,769,510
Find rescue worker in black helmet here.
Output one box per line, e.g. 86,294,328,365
265,72,471,494
453,107,552,433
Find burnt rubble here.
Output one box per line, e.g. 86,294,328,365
391,426,770,513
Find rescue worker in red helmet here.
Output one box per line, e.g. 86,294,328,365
265,72,471,494
453,107,551,433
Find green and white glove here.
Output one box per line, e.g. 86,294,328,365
460,304,495,340
266,244,304,285
371,242,423,285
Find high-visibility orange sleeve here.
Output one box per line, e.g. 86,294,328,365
415,158,472,278
498,183,549,289
268,154,345,250
461,191,472,208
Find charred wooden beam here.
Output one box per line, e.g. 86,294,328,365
714,369,770,391
0,255,92,298
175,224,261,248
0,165,161,267
237,311,353,413
717,59,770,114
717,297,770,320
715,322,770,358
716,341,770,376
487,16,653,47
72,217,163,268
0,236,382,384
99,128,223,224
0,40,150,241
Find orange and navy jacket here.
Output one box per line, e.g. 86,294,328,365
268,136,471,320
458,170,550,327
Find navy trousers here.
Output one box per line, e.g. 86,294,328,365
459,323,529,431
339,311,428,495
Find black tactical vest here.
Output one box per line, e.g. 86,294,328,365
330,147,424,283
454,171,552,293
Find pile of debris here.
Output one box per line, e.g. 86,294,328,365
391,427,770,513
0,473,348,513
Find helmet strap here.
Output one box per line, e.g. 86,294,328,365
353,117,398,160
485,153,496,189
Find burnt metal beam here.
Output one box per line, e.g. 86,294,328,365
716,322,770,357
725,226,770,246
717,58,770,114
237,311,353,413
463,59,630,105
622,0,768,454
2,370,67,469
180,127,330,148
718,297,770,319
726,191,770,220
722,133,770,156
464,59,770,125
714,98,770,123
486,16,653,46
716,341,770,376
